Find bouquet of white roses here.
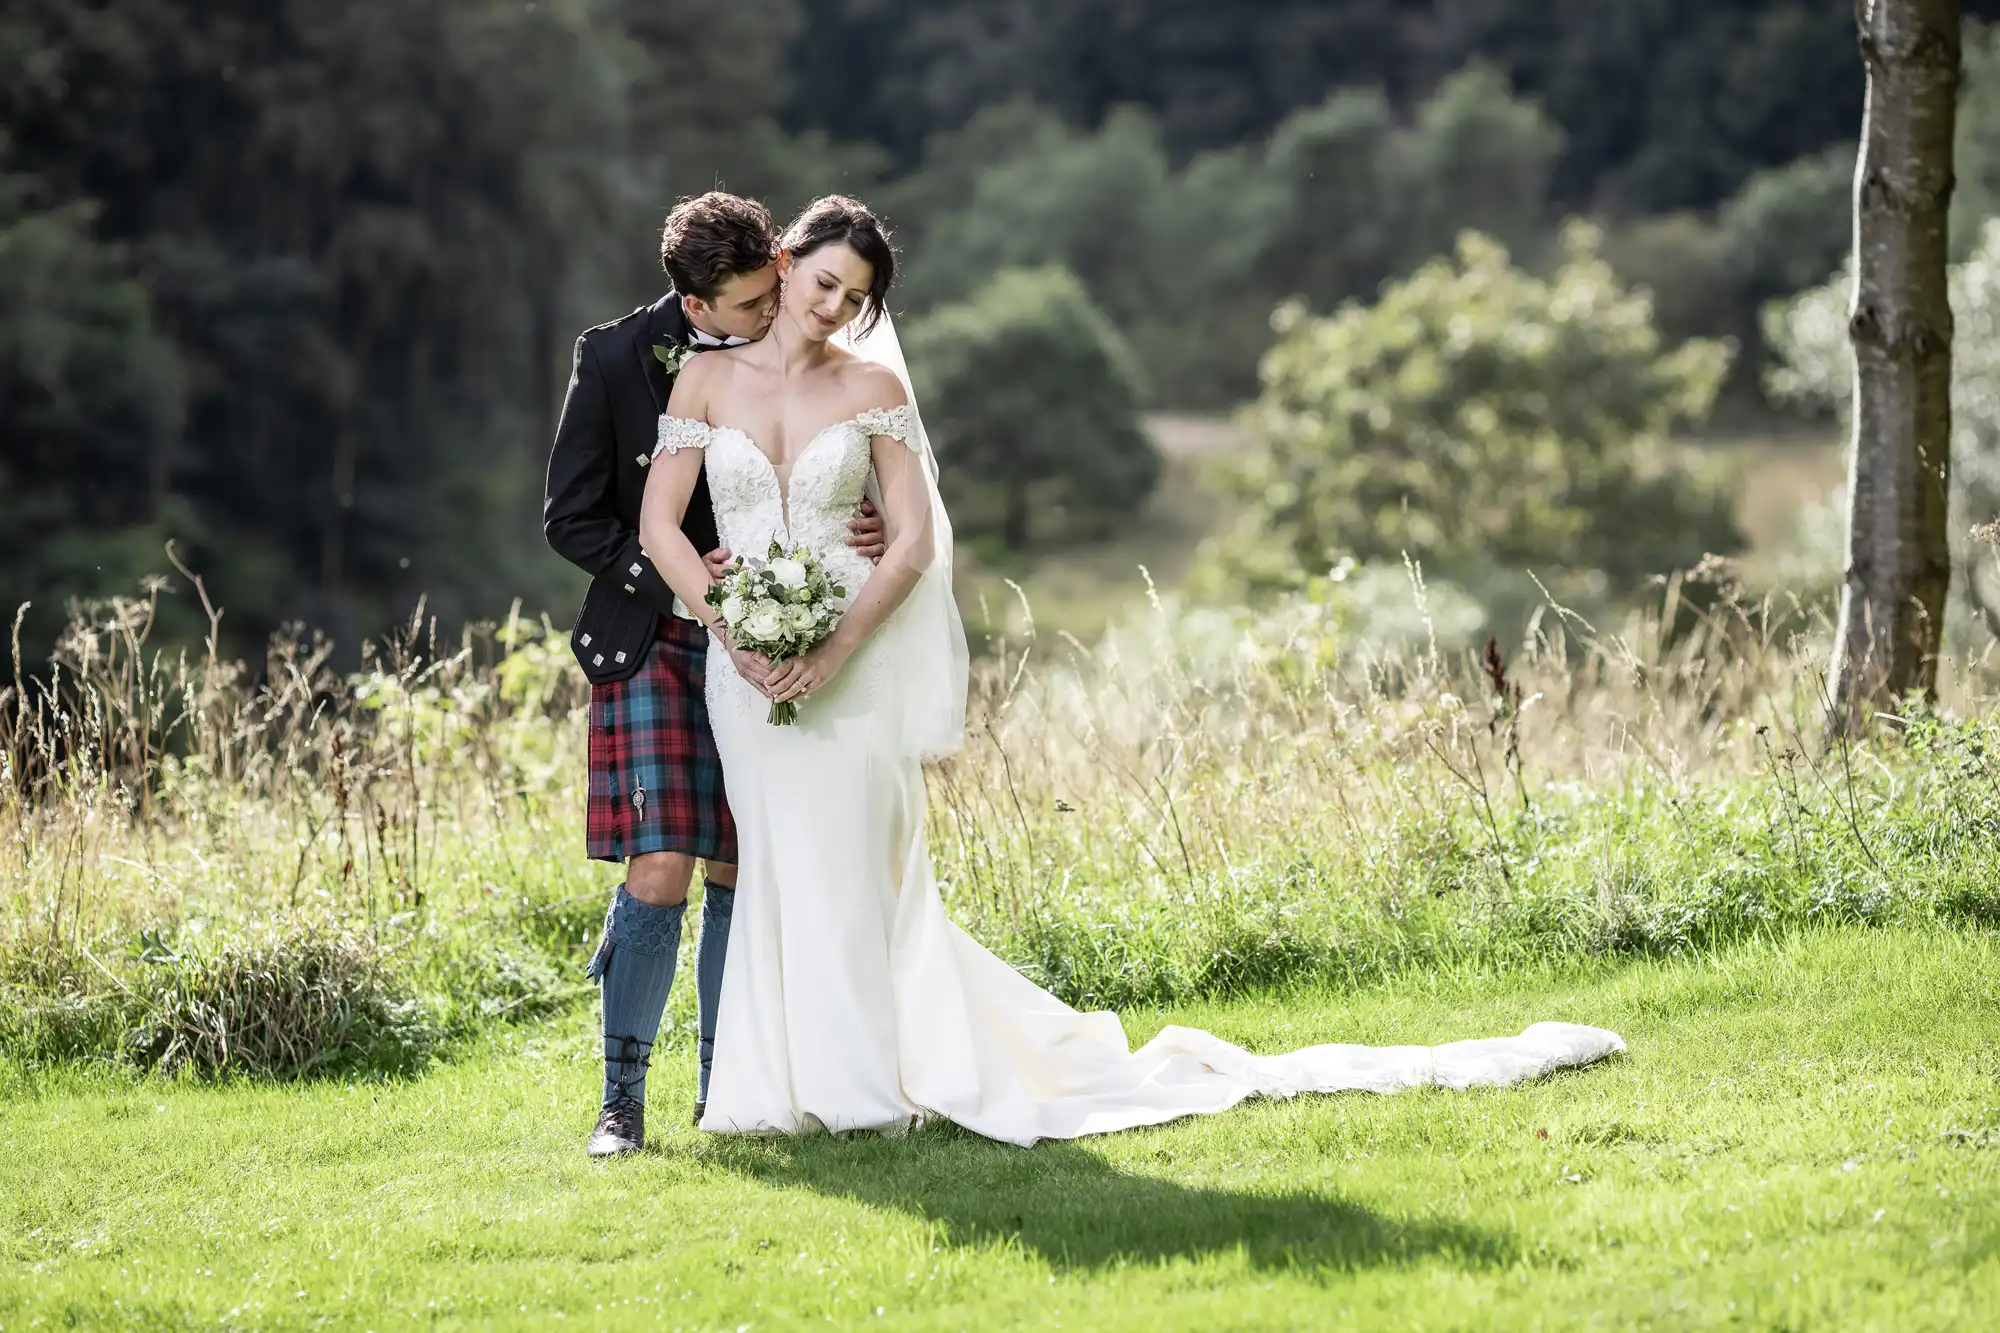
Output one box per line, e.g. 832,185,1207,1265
707,538,848,724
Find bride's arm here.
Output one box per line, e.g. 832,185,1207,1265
765,393,932,705
638,363,729,642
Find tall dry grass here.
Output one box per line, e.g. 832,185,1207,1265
939,566,2000,1002
2,574,588,1075
5,565,1997,1074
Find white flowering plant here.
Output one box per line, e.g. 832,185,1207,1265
706,538,848,724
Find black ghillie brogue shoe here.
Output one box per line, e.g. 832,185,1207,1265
588,1096,645,1158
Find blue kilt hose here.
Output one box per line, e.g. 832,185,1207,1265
585,617,737,864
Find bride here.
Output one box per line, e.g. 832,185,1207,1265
638,196,1624,1146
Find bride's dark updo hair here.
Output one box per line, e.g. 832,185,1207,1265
781,195,895,337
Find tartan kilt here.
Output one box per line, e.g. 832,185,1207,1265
585,617,737,864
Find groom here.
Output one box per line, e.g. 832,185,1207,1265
543,191,885,1157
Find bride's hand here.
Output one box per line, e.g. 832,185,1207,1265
765,643,846,705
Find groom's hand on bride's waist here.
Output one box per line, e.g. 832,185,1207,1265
848,501,887,564
704,547,734,582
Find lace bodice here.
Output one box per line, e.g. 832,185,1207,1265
655,406,919,729
655,407,917,594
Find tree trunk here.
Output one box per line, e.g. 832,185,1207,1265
1832,0,1959,723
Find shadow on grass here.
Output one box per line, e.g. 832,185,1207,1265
702,1122,1511,1275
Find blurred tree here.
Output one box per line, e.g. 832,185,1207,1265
1381,63,1564,272
1601,214,1739,351
0,0,816,664
895,106,1171,328
1214,225,1737,597
1254,63,1563,310
1420,0,1860,211
1719,145,1859,302
791,0,2000,212
1252,90,1398,314
904,267,1157,550
787,0,1423,166
890,101,1270,407
0,183,190,644
0,0,626,652
1598,145,1855,415
1830,0,1957,718
891,68,1562,410
615,0,891,239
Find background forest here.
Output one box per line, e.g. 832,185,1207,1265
13,0,2000,665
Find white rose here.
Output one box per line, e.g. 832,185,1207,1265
785,605,816,633
769,557,808,589
744,606,787,641
720,595,747,626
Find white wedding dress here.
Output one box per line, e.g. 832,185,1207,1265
656,399,1626,1147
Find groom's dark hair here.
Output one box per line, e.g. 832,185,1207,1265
660,192,779,301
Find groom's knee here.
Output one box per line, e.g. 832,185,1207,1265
626,852,695,907
705,860,738,889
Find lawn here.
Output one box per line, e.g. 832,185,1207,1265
3,925,1995,1331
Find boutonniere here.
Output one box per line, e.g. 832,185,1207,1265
652,342,696,376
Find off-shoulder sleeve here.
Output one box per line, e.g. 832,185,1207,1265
854,404,919,452
654,415,712,459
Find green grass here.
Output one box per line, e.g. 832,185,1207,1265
4,926,1995,1331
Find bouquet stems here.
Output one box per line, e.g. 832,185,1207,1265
767,652,799,725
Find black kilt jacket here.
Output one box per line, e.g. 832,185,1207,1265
543,293,720,684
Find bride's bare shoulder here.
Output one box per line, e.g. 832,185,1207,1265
838,356,907,411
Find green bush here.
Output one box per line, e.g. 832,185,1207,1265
906,266,1158,550
124,927,442,1079
1210,223,1738,601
